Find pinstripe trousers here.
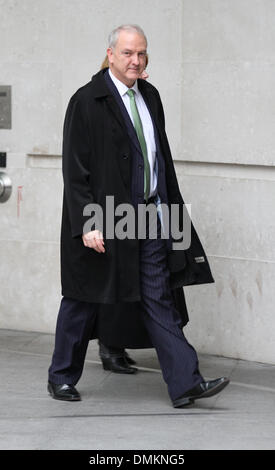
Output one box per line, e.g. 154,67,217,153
138,211,203,400
48,213,203,401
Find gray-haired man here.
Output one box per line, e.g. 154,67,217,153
48,25,229,406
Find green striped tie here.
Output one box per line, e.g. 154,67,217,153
127,89,150,201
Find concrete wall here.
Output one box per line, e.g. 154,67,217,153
0,0,274,363
178,0,275,363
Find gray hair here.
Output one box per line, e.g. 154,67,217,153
108,24,147,49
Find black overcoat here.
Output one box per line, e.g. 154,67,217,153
60,68,214,305
92,287,190,348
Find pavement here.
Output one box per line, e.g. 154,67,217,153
0,328,275,450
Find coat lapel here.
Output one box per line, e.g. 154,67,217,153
105,94,142,156
91,69,127,134
103,71,143,157
105,94,127,132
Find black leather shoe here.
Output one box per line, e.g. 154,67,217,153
48,381,81,401
101,356,138,374
98,341,137,372
124,351,136,366
173,377,230,408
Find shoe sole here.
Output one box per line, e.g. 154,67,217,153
47,384,81,401
102,364,138,374
102,359,138,374
125,359,137,366
173,378,230,408
173,397,195,407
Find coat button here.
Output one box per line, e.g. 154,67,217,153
123,154,128,159
138,164,143,169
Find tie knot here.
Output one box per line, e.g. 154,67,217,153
127,89,135,99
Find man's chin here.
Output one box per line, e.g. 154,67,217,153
127,70,140,77
126,71,140,83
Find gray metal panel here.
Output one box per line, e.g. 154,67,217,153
0,86,12,129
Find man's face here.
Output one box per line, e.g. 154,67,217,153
107,31,147,87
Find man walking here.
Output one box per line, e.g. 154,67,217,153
48,24,229,407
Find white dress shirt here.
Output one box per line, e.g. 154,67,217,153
108,68,158,198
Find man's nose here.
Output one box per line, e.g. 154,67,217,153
131,53,140,66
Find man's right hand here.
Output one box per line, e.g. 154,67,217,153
82,230,105,253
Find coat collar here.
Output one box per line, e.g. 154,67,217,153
91,68,112,98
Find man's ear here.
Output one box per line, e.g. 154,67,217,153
106,48,113,65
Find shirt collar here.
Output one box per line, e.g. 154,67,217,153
108,68,139,97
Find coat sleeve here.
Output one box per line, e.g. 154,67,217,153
62,96,95,238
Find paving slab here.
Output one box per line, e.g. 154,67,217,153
0,329,275,450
